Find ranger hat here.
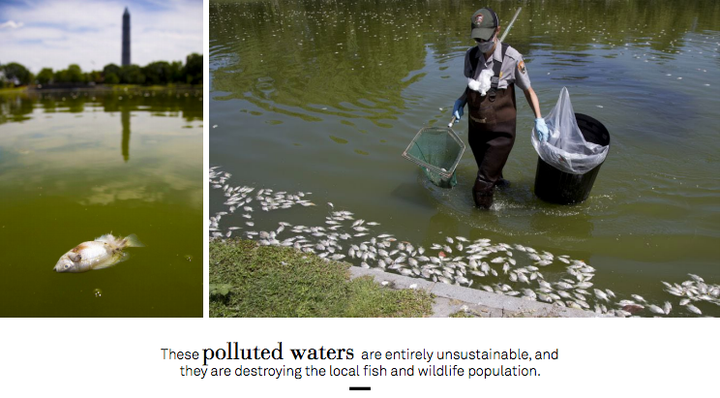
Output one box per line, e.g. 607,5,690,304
471,8,499,40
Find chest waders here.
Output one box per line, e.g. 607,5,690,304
466,43,517,209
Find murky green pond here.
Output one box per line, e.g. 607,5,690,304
210,0,720,316
0,88,203,317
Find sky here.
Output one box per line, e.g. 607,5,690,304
0,0,203,73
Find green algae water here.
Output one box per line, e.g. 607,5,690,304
0,88,203,317
210,0,720,316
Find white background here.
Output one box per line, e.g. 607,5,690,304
1,319,717,397
2,3,718,397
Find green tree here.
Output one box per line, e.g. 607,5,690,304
86,70,103,84
1,62,33,86
66,64,84,83
54,69,68,83
103,63,121,78
104,72,119,84
183,53,203,85
119,64,146,84
169,61,183,83
36,68,54,85
143,61,172,85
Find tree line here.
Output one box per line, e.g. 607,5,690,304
0,53,202,88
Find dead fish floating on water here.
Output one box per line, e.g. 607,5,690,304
210,167,719,318
54,234,143,273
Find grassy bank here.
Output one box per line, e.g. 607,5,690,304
210,239,435,317
0,87,28,95
0,84,201,95
107,84,202,91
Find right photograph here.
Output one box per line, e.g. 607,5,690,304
208,0,720,318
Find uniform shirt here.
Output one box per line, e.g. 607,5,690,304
463,41,531,91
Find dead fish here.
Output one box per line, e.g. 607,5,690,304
648,305,665,315
556,281,573,290
54,234,143,273
685,304,702,315
621,304,644,315
594,289,609,302
631,294,647,303
502,263,510,274
663,301,672,315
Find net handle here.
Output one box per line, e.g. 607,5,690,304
500,8,522,42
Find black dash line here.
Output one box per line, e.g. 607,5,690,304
349,386,371,391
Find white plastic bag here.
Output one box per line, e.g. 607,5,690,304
467,69,494,96
532,87,608,174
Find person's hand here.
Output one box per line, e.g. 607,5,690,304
452,99,466,124
535,118,549,142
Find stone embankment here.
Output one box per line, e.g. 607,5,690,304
349,267,597,318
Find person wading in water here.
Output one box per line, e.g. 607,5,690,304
452,7,549,209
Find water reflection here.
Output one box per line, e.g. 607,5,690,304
210,0,720,124
122,107,130,162
0,88,202,164
0,89,202,125
0,87,203,317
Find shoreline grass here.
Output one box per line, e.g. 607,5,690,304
210,239,435,318
0,84,201,95
0,87,28,95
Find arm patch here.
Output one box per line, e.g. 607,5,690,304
518,60,526,74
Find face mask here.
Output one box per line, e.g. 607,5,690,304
477,34,496,53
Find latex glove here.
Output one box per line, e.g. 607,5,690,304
452,99,466,124
535,118,549,142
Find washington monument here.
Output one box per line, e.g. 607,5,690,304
122,7,130,66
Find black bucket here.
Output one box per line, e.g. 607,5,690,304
534,113,610,204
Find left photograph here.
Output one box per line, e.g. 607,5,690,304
0,0,204,317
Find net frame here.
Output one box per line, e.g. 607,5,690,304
402,126,466,187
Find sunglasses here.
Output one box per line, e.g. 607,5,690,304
474,33,496,43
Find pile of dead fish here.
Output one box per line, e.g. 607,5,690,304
210,167,718,317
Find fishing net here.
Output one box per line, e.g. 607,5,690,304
532,87,609,174
402,126,466,188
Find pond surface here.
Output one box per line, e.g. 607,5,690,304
0,88,203,317
210,0,720,316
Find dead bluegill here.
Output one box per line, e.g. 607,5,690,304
54,234,143,273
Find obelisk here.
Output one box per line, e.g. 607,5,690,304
122,7,130,66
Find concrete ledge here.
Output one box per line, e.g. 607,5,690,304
349,266,598,318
